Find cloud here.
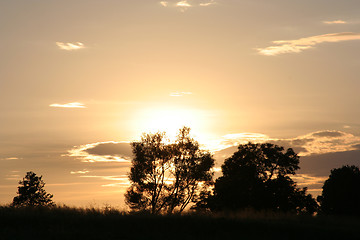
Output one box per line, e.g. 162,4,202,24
216,133,270,151
56,42,85,51
214,130,360,157
323,20,347,25
257,32,360,56
79,175,130,187
169,91,192,97
5,173,21,181
160,1,168,7
199,1,216,7
85,142,133,157
0,157,19,161
160,0,217,11
352,144,360,150
301,150,360,173
68,141,132,163
80,175,128,181
176,0,191,7
294,131,360,156
70,170,90,174
311,130,345,138
49,102,86,108
292,174,328,188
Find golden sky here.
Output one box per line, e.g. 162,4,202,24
1,0,360,207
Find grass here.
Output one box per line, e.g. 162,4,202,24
1,205,360,240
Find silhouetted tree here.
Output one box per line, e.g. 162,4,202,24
266,175,318,214
125,127,214,214
317,165,360,216
195,143,317,214
12,171,54,207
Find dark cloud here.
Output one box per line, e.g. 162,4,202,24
298,150,360,177
351,144,360,150
85,143,132,158
291,138,314,146
311,131,345,138
267,140,308,155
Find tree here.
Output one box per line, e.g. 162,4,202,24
125,127,214,214
196,142,317,214
12,171,54,207
317,165,360,216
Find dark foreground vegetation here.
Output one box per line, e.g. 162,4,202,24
1,206,360,240
5,128,360,239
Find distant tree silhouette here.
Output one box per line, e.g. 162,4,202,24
12,171,54,207
195,143,317,214
317,165,360,216
125,127,214,214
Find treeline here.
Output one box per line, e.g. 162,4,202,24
8,127,360,217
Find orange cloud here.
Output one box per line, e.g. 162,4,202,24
200,1,216,7
176,0,191,7
70,170,90,174
214,130,360,156
323,20,347,24
67,141,131,163
160,1,168,7
258,32,360,56
49,102,86,108
161,0,217,10
56,42,85,51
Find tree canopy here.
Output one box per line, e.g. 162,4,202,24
12,171,54,207
196,142,317,214
317,165,360,216
125,127,214,214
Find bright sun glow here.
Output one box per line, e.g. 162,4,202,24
133,107,210,143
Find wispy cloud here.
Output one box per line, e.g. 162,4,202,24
79,175,130,187
56,42,85,51
169,91,192,97
5,174,21,181
68,141,132,163
176,0,191,7
0,157,19,161
214,130,360,157
160,0,217,11
292,130,360,156
70,170,90,174
160,1,168,7
292,174,328,187
323,20,347,25
199,1,216,7
80,175,128,181
257,32,360,56
216,133,270,150
49,102,86,108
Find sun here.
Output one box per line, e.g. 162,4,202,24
133,106,209,142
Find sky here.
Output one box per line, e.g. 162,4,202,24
1,0,360,207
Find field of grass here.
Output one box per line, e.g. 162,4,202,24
1,206,359,240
